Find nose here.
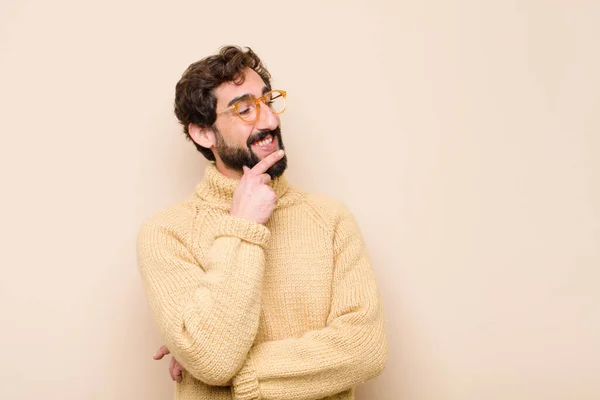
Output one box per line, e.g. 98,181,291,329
255,101,279,131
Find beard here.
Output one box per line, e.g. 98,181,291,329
214,126,288,179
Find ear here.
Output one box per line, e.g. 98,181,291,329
188,123,215,149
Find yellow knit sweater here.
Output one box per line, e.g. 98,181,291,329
137,163,388,400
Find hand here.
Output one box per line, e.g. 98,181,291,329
153,345,184,383
230,149,285,225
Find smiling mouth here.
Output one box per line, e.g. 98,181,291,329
253,134,273,147
250,133,276,149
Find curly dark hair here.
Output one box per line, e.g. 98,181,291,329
174,45,272,161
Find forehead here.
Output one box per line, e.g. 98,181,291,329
214,68,267,108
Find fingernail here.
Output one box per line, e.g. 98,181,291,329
278,150,284,156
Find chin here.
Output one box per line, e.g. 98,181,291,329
266,155,288,179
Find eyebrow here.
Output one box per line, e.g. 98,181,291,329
226,86,270,107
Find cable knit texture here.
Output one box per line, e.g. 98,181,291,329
137,163,388,400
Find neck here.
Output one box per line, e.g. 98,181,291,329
195,163,301,211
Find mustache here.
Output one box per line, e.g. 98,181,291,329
246,127,281,147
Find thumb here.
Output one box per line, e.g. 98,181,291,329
242,166,250,174
153,345,170,360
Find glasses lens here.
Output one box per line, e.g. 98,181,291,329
266,91,286,114
236,98,257,121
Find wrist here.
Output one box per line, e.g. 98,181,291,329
216,215,270,246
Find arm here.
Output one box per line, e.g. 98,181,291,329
231,208,388,400
137,214,269,386
139,150,285,386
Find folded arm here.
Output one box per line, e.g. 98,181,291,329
231,208,388,400
138,215,269,385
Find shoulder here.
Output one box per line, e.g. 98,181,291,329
137,195,199,244
301,192,354,229
300,192,366,255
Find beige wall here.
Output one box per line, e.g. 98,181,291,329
1,1,598,399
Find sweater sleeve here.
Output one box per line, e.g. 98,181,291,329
137,214,270,386
231,207,388,400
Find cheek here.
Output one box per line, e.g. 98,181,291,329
220,118,256,148
218,121,247,146
239,125,256,146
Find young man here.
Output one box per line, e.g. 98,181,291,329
137,45,388,400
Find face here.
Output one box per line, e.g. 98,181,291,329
207,68,287,179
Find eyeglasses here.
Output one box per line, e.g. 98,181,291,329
219,90,287,123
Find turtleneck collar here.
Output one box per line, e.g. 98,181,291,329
195,163,295,210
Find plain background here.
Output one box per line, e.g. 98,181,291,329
0,1,598,399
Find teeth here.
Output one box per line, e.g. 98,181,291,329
256,136,273,147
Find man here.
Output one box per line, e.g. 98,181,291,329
137,45,388,400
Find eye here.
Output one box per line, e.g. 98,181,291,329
236,99,255,115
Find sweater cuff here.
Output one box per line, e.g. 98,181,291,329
231,357,260,400
214,215,271,247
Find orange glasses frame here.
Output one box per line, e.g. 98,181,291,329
219,90,287,123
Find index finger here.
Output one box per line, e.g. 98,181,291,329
249,149,284,175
